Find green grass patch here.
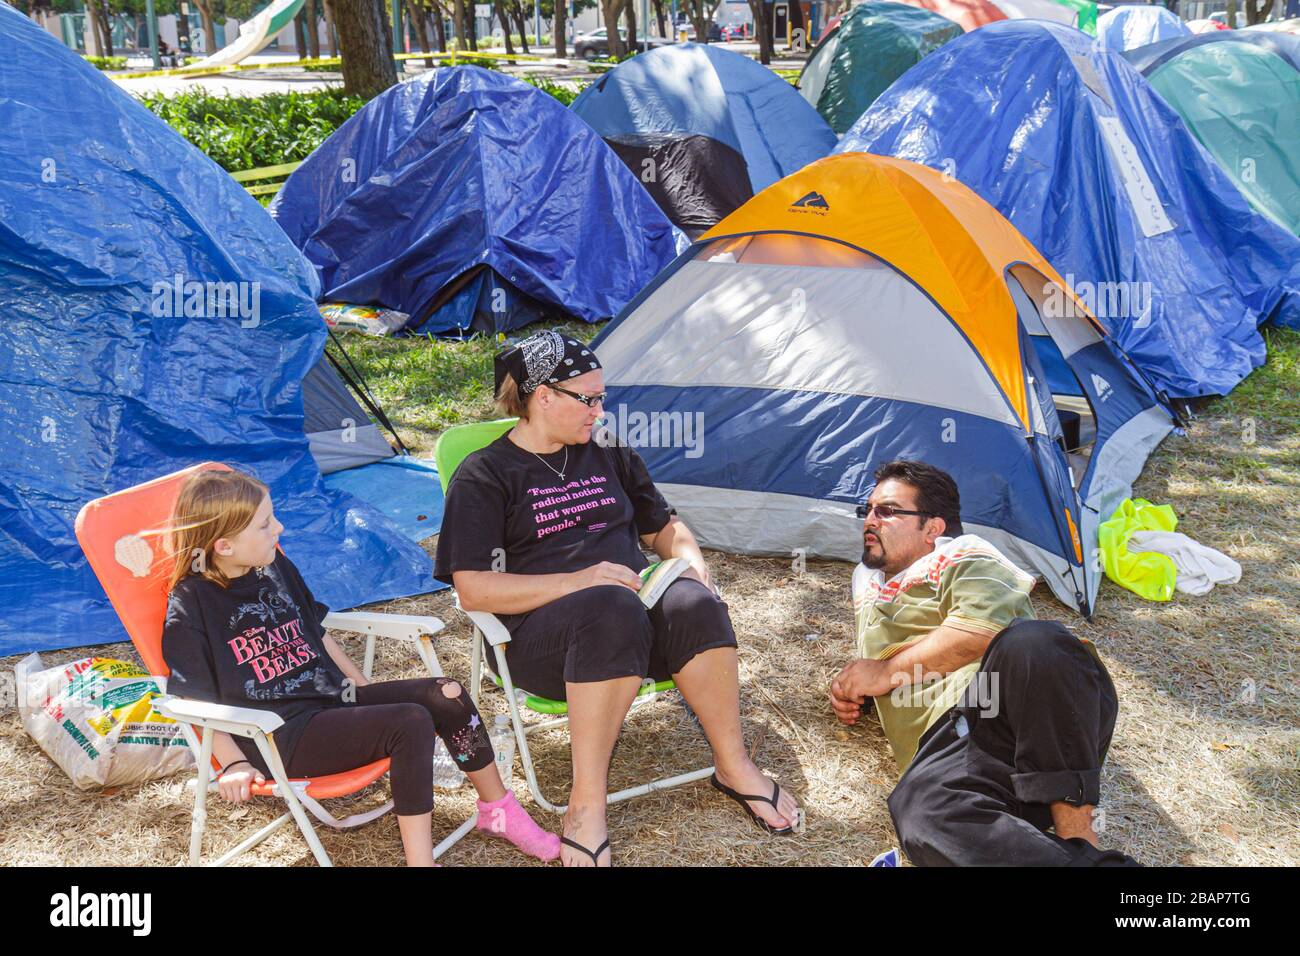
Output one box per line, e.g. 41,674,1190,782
340,320,603,452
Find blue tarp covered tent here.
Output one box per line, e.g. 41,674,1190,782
571,43,838,236
839,20,1300,399
1095,5,1190,52
271,67,680,337
0,4,434,655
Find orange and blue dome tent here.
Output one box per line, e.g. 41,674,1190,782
592,153,1177,615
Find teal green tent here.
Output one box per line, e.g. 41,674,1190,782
798,2,961,135
1127,34,1300,235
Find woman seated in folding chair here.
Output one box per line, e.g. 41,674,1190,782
161,468,561,866
435,330,801,867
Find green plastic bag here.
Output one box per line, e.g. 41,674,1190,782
1097,498,1178,601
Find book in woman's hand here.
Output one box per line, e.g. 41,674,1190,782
637,558,691,609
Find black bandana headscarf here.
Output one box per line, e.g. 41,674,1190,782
494,330,602,396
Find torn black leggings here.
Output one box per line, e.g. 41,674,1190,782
245,678,495,815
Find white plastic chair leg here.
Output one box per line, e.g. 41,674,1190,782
189,729,215,866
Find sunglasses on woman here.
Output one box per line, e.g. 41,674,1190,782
548,382,607,407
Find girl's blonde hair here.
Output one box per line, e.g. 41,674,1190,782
166,469,270,593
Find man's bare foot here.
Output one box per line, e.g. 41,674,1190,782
561,803,611,867
713,760,800,831
1051,802,1098,846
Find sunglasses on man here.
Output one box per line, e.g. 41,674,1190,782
547,382,607,407
855,503,935,520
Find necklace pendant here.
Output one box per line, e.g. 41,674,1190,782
558,473,566,480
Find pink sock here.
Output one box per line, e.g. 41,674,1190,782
476,791,561,862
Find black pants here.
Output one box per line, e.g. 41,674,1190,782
888,619,1137,866
245,678,495,816
501,578,738,702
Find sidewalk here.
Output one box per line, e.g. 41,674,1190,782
110,43,808,98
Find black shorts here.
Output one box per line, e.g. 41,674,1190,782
498,578,738,701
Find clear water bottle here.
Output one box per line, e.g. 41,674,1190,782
431,737,465,790
490,714,515,791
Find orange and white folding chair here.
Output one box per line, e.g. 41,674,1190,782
75,461,475,866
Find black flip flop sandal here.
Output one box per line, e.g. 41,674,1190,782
561,836,611,865
710,773,796,835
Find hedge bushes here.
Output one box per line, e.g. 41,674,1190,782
136,87,367,172
138,77,585,173
84,55,126,70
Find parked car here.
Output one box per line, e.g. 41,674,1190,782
574,27,674,60
675,20,725,42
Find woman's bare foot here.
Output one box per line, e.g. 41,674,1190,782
561,803,611,867
713,760,800,831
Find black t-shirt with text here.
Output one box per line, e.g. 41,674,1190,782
434,434,675,629
161,551,349,769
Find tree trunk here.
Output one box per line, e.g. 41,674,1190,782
101,1,115,55
511,0,530,53
430,2,447,51
305,0,322,58
334,0,398,97
788,0,805,52
406,0,432,64
553,0,565,56
622,0,636,53
651,0,666,37
746,0,770,63
194,0,217,56
323,0,339,55
685,0,707,47
451,0,466,48
294,9,309,55
83,1,102,55
493,0,515,53
600,0,623,56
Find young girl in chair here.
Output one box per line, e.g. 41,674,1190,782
161,467,559,866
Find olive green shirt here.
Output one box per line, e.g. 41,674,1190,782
852,535,1036,771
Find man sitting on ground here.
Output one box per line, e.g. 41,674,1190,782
830,459,1136,866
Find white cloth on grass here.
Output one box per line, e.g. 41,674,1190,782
1128,530,1241,596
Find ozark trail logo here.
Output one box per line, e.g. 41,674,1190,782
790,191,829,214
1090,373,1114,402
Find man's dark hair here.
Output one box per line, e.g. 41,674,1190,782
872,460,964,536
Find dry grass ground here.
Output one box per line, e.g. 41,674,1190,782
1,332,1296,867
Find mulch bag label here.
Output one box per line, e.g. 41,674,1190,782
15,653,193,790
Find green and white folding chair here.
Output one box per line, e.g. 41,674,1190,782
433,419,715,813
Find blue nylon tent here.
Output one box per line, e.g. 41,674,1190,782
0,4,434,655
838,19,1300,400
570,43,838,235
271,67,681,337
1095,5,1190,52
